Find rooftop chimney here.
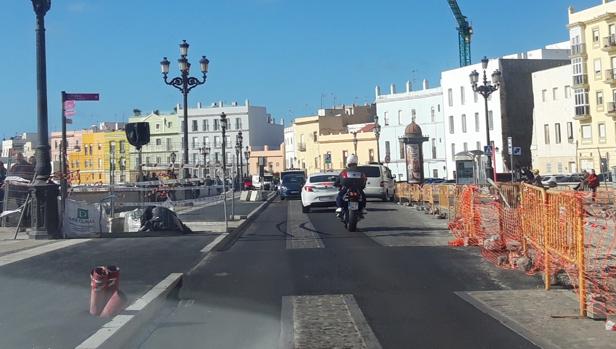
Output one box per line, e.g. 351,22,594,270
406,81,412,93
375,85,381,98
197,102,202,108
390,83,396,95
218,101,224,107
422,79,429,90
245,99,250,106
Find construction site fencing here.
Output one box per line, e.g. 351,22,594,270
447,182,616,318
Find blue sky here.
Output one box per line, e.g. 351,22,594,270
0,0,592,137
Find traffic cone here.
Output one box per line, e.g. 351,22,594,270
89,267,109,316
99,289,127,317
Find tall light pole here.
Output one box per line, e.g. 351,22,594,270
30,0,59,239
160,40,209,179
244,146,250,178
199,146,209,178
236,131,243,188
220,112,229,230
470,56,501,181
374,116,382,164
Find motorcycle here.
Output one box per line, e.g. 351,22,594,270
340,189,362,232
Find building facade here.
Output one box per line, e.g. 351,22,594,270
442,47,570,179
284,126,296,169
293,104,376,174
247,145,285,177
530,65,578,174
2,133,39,164
375,80,445,180
569,1,616,172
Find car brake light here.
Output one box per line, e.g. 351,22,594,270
304,186,314,192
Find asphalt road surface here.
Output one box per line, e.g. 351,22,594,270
134,197,542,349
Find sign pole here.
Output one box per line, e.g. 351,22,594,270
508,136,514,182
60,91,68,216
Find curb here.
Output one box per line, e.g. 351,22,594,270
214,192,277,251
75,273,183,349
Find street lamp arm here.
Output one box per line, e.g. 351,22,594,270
185,74,207,94
163,76,185,93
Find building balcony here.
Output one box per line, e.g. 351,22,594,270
603,35,616,52
297,143,306,152
572,74,589,89
606,69,616,84
573,105,591,121
570,43,587,58
606,102,616,118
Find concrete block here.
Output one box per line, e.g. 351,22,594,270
240,191,250,201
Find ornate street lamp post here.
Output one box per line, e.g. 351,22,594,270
470,56,501,181
199,146,209,178
160,40,209,179
30,0,59,239
244,146,251,178
236,131,243,188
374,115,382,163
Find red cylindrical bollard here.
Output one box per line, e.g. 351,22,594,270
89,267,108,316
106,265,120,294
99,265,126,317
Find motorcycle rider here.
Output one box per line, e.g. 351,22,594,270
335,154,367,218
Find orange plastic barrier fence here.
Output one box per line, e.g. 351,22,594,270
410,184,422,203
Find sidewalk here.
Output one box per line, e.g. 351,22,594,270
0,227,54,257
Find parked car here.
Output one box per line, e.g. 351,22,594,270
301,172,340,213
541,174,583,188
357,164,395,201
279,175,304,199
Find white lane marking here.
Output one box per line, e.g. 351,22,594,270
200,233,228,253
75,273,183,349
0,239,90,267
280,294,382,349
286,200,324,249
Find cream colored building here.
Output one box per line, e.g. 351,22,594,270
569,1,616,172
293,105,376,174
531,65,578,174
247,145,285,177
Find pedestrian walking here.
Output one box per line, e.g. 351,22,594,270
532,169,544,189
574,170,589,191
587,169,600,202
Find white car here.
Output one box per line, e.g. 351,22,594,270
301,172,340,213
357,164,395,201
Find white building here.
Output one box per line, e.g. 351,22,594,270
284,126,296,169
375,80,446,180
1,132,39,161
442,44,570,179
530,65,577,174
184,99,283,175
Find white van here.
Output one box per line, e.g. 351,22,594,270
252,174,274,190
357,164,395,201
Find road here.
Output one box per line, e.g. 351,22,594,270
134,198,542,349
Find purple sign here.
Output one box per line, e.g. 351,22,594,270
64,93,99,101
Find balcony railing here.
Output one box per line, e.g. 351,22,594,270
606,69,616,84
570,43,587,57
572,74,589,88
607,102,616,117
298,143,306,152
574,105,591,120
603,35,616,51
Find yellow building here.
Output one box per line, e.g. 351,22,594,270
569,1,616,172
67,130,130,185
293,105,377,174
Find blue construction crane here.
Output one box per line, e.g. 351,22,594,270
447,0,473,67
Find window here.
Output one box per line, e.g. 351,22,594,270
157,156,161,164
449,115,454,133
473,91,478,103
399,142,405,159
557,162,563,174
226,136,231,146
474,113,480,132
192,137,197,149
156,138,162,146
555,123,561,144
546,162,552,174
594,58,602,79
168,121,173,128
581,124,592,141
384,112,389,126
567,122,574,143
411,109,417,121
552,87,558,100
369,149,374,162
214,136,220,148
488,111,494,130
342,150,348,167
593,28,600,46
463,142,468,152
575,89,590,116
98,159,103,168
541,89,547,102
599,123,607,142
460,86,465,105
166,138,172,151
314,157,319,169
204,136,209,147
565,86,571,99
155,123,160,130
431,139,436,159
398,110,403,125
433,169,439,178
476,141,481,150
181,121,185,132
385,141,391,157
192,120,198,131
203,119,209,131
447,88,453,106
451,143,456,158
461,114,467,133
597,90,604,110
430,107,435,122
236,118,242,130
544,124,550,144
313,131,317,142
214,119,220,131
98,143,102,151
